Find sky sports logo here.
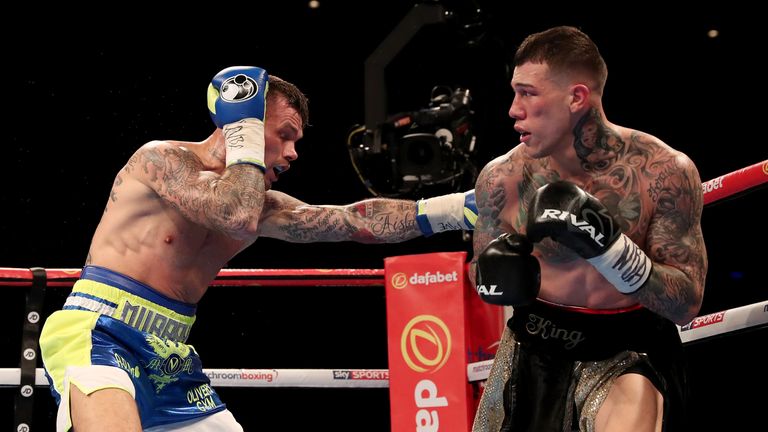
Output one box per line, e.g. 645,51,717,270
680,311,725,331
333,370,389,380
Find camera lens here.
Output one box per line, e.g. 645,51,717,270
407,138,435,165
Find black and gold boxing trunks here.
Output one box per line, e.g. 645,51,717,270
473,300,687,432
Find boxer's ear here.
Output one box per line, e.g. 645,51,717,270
569,83,590,113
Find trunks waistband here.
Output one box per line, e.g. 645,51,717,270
509,299,677,361
63,265,196,342
537,298,645,314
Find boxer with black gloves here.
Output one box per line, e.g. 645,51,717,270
469,26,707,432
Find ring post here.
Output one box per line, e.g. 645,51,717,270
385,252,503,431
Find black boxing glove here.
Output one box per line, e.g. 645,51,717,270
526,181,652,294
476,233,541,306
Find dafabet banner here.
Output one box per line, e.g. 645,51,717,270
385,252,502,432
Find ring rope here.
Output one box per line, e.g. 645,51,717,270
0,368,391,388
0,268,385,288
702,159,767,205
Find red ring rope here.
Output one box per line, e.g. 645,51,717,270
702,159,767,205
0,268,385,288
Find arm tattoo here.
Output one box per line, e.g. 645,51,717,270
573,117,706,322
517,161,567,262
276,199,420,243
516,162,560,231
472,155,533,264
104,173,123,214
473,162,508,252
636,157,707,323
132,145,265,236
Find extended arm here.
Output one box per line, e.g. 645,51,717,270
258,189,476,243
257,190,422,243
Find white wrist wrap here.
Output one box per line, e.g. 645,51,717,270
416,193,471,235
587,233,652,294
223,118,266,170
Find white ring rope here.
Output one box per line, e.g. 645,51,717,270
4,300,764,388
0,368,391,388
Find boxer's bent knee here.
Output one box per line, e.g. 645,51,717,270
71,386,141,431
596,373,663,432
60,365,139,432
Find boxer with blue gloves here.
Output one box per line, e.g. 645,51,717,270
39,64,482,432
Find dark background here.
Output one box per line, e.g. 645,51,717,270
2,1,766,430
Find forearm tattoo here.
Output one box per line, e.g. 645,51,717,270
276,199,420,243
516,159,564,262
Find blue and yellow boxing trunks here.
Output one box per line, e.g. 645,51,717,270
40,265,227,431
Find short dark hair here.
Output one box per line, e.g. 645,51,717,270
268,75,310,129
514,26,607,94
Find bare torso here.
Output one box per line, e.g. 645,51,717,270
86,140,252,303
474,126,698,310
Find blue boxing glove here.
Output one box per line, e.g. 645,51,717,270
416,189,477,236
207,66,269,170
